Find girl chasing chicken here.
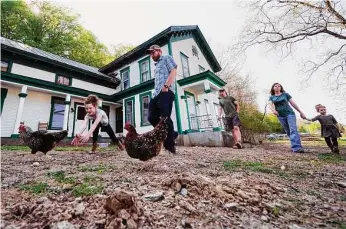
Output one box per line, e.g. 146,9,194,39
71,94,125,153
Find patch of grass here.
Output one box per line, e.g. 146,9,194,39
1,145,30,151
46,171,76,184
272,206,281,217
317,153,346,164
54,146,90,151
224,160,277,174
340,195,346,201
79,163,107,173
71,183,103,197
20,182,49,194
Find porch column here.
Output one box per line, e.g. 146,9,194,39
63,94,71,131
205,88,219,128
12,85,28,137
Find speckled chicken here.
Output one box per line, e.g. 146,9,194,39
124,118,168,161
18,124,68,154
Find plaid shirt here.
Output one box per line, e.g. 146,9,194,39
153,55,177,97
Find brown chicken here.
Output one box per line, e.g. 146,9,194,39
18,124,68,155
124,118,168,161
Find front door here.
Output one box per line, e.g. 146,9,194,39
73,103,89,136
185,92,199,130
115,106,123,133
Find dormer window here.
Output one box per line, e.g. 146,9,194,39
56,75,71,86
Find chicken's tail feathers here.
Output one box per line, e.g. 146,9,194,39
51,130,68,142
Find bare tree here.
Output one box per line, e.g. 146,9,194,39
235,0,346,97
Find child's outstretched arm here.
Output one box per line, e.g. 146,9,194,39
71,117,88,146
80,115,102,143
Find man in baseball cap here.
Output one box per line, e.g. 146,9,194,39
147,44,179,154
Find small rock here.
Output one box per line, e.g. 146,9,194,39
181,220,193,228
144,191,164,202
95,219,106,225
336,181,346,188
223,202,239,209
288,224,306,229
95,194,107,199
74,197,82,203
32,162,40,167
51,221,78,229
75,203,85,216
175,183,182,192
180,188,188,196
323,204,330,209
262,209,268,215
280,165,286,170
237,190,249,199
261,215,269,222
36,197,49,204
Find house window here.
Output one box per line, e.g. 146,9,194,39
180,53,190,78
140,92,151,126
204,99,210,115
1,61,9,72
121,67,130,90
49,97,66,130
125,97,135,125
199,65,205,73
139,57,151,82
56,75,70,86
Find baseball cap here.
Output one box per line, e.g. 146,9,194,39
147,44,161,51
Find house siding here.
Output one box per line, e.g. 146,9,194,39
71,79,116,95
171,37,213,80
1,86,20,137
11,63,56,82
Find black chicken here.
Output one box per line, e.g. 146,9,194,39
124,118,168,161
18,124,68,155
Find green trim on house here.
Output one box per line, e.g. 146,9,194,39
55,73,72,86
48,96,66,130
204,89,212,94
184,91,199,131
138,56,151,83
72,102,84,137
113,79,154,101
120,67,130,90
1,59,13,73
18,93,28,98
168,40,183,134
1,71,114,102
139,91,152,126
1,88,8,114
10,134,20,138
180,95,187,99
64,101,71,105
177,70,226,88
180,52,190,78
124,96,136,127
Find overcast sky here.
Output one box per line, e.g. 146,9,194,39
53,0,346,123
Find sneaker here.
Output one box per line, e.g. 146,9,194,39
91,143,98,153
294,148,305,153
333,146,340,154
233,141,242,149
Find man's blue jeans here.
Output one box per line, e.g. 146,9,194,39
278,114,303,152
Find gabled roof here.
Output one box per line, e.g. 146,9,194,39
1,37,120,86
99,25,222,74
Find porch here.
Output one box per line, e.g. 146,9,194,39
177,70,226,134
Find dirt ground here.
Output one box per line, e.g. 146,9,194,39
1,142,346,229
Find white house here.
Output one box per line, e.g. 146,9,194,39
1,25,226,145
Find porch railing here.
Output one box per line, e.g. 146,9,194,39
188,114,223,130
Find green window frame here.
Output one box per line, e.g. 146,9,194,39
199,65,205,73
184,91,199,130
139,91,152,126
48,96,66,130
121,67,130,90
138,57,151,83
1,88,8,114
124,96,135,126
55,74,72,86
180,52,190,78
